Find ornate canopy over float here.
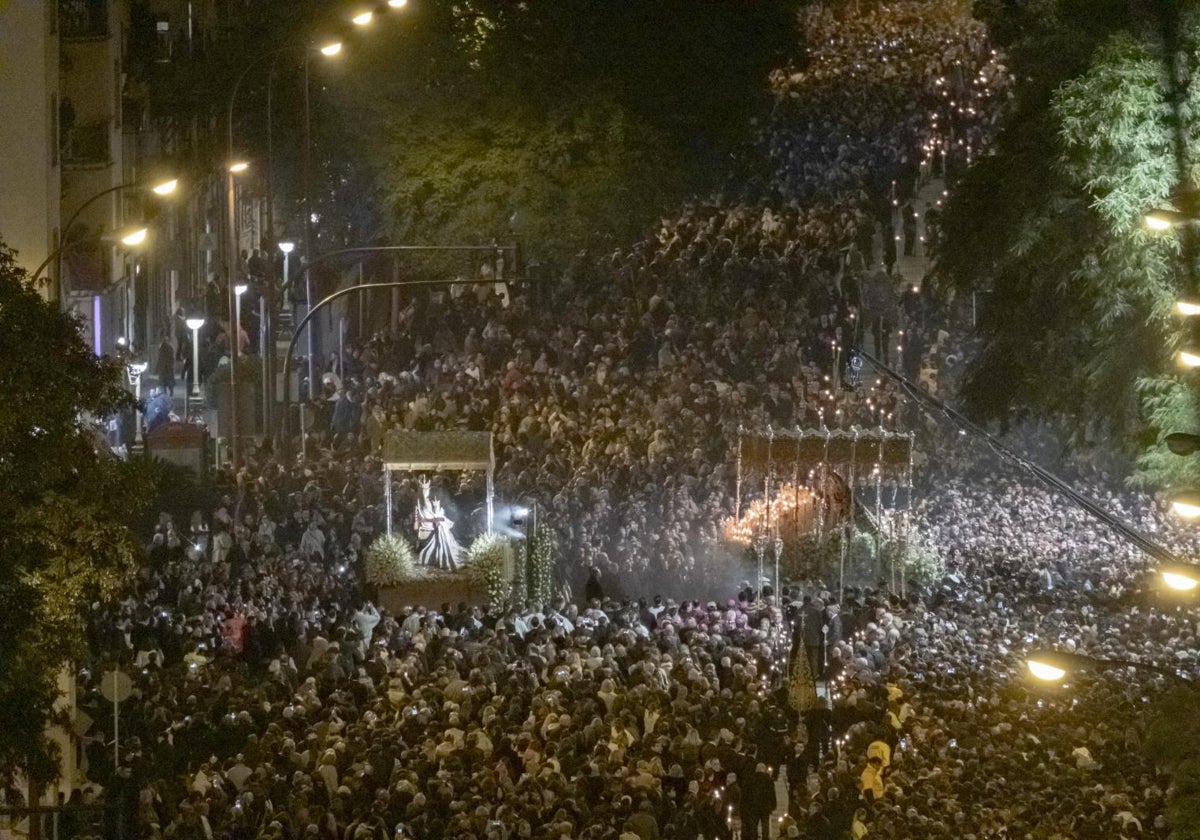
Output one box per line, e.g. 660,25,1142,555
381,430,495,535
728,426,916,593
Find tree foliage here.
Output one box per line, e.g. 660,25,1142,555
936,2,1200,477
333,0,799,263
0,241,150,787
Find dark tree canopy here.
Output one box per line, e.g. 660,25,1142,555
935,0,1200,485
330,0,800,262
0,242,150,786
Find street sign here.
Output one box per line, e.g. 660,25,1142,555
99,669,132,704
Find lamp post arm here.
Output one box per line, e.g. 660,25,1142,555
283,244,518,298
227,46,300,160
31,182,129,284
1097,657,1194,684
280,276,502,457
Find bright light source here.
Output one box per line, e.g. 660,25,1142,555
229,161,249,174
320,41,343,57
1162,570,1200,592
151,178,179,196
353,10,373,25
234,284,249,296
1180,348,1200,369
1145,210,1178,231
1171,492,1200,518
278,241,295,254
121,228,149,246
389,0,408,7
1027,659,1067,682
1177,298,1200,316
186,317,205,331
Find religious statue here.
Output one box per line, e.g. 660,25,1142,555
415,477,462,571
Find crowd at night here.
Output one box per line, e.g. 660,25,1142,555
11,1,1200,839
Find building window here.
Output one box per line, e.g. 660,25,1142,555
59,0,108,40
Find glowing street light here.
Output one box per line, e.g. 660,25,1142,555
319,41,343,57
1170,490,1200,519
1161,567,1200,592
1146,209,1183,231
120,227,149,247
1178,344,1200,369
353,10,374,26
1176,297,1200,316
1026,656,1068,682
150,178,179,196
228,160,250,174
388,0,408,7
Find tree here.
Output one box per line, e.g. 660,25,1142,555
331,0,799,264
936,1,1200,484
0,240,150,787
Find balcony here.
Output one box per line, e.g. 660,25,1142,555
60,0,109,40
62,119,112,169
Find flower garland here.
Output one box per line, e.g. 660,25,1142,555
527,525,556,607
468,533,513,609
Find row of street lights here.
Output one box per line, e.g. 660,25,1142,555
221,0,412,465
1015,202,1200,687
24,2,414,459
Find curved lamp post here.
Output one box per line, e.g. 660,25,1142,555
30,177,176,287
1025,649,1192,684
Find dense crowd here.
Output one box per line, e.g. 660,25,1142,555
46,1,1200,839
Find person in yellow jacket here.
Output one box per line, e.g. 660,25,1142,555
866,739,891,769
851,807,870,838
860,756,886,802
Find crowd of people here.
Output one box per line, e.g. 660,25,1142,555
43,1,1200,839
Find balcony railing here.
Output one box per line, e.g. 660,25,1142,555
60,0,109,40
62,119,111,168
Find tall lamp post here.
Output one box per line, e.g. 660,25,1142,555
186,316,205,399
226,42,342,466
224,161,251,465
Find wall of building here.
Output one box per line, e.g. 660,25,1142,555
0,0,60,289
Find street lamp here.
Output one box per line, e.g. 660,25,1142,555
1025,649,1192,684
1146,208,1189,231
1170,490,1200,519
1158,560,1200,592
352,10,374,26
225,42,344,441
1178,343,1200,368
30,176,178,286
120,227,149,247
185,317,205,398
1175,296,1200,316
126,360,149,443
225,160,252,465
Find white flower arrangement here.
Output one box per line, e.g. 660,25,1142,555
365,534,417,587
